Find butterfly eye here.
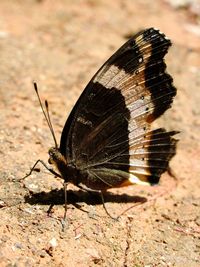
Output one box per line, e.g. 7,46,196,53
48,148,54,157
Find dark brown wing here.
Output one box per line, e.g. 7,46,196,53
60,28,178,189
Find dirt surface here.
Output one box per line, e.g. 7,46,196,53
0,0,200,266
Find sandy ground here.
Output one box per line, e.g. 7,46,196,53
0,0,200,266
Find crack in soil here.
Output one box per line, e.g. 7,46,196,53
123,217,133,267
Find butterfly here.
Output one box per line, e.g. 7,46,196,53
25,28,178,218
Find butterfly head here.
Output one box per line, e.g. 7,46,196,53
48,147,67,166
48,147,78,183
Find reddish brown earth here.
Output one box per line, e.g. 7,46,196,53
0,1,200,266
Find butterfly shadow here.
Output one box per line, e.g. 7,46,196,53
24,188,147,208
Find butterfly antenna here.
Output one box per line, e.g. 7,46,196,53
33,82,58,149
45,99,58,148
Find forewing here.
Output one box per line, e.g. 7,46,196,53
60,28,177,188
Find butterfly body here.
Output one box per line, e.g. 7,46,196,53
48,147,131,191
44,28,178,193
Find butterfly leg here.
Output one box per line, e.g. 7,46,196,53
100,191,118,221
46,182,69,231
59,182,69,231
22,160,63,223
167,166,178,181
22,159,62,179
63,182,68,222
76,183,100,193
47,203,54,216
75,185,117,220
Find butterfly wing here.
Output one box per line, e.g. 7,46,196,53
60,28,178,190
